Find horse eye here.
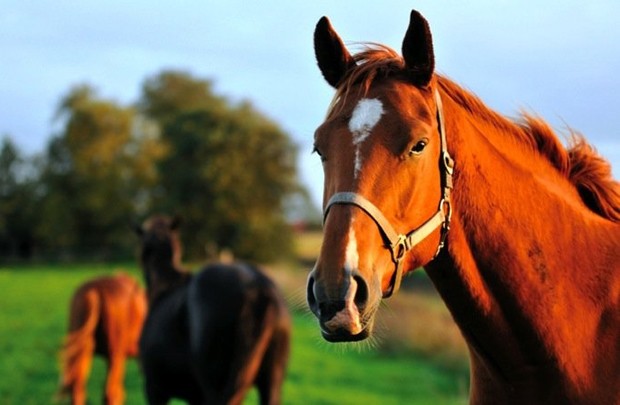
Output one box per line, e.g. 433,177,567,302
409,139,428,155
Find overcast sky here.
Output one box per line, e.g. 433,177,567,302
2,1,618,206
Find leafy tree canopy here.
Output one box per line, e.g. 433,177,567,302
141,71,302,261
1,71,312,263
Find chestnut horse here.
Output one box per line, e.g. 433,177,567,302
58,273,147,405
135,215,290,405
307,10,620,404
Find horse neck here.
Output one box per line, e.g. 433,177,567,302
425,89,620,396
142,253,188,304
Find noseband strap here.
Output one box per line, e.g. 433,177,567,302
323,89,454,298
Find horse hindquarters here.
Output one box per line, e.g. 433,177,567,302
187,264,288,405
59,290,100,405
122,280,147,358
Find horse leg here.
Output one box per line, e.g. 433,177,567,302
224,383,253,405
191,320,260,405
256,326,290,405
70,351,93,405
230,308,289,405
103,353,127,405
144,376,172,405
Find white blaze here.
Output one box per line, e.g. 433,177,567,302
323,223,363,335
348,98,384,178
344,226,359,272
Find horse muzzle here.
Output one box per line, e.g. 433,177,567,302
307,268,376,342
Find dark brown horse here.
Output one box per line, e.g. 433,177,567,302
135,215,290,405
58,273,147,405
307,10,620,404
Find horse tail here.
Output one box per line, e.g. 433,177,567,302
57,289,100,401
567,135,620,222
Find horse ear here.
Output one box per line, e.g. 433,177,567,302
170,215,182,231
402,10,435,86
314,16,356,88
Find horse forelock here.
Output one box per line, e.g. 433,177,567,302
327,46,619,222
327,45,405,118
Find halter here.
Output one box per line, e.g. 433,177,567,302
323,89,454,298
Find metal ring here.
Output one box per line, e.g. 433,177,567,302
390,235,408,263
439,198,452,224
442,151,455,174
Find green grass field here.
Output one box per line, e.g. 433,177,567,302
0,260,469,404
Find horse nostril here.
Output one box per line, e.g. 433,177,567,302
306,273,318,315
352,274,369,310
308,271,369,321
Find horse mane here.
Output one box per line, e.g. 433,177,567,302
331,44,620,222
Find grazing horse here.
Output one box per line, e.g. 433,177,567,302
58,273,147,405
307,10,620,404
135,215,290,405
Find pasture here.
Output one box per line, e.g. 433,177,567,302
0,233,469,404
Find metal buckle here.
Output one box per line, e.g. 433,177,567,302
439,198,452,224
434,230,448,258
433,198,452,258
442,151,455,175
390,234,408,263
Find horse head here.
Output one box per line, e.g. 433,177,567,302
134,215,185,301
307,10,453,342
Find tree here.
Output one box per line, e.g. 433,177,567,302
139,70,227,128
4,72,311,263
38,85,166,258
0,137,39,259
140,71,303,261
